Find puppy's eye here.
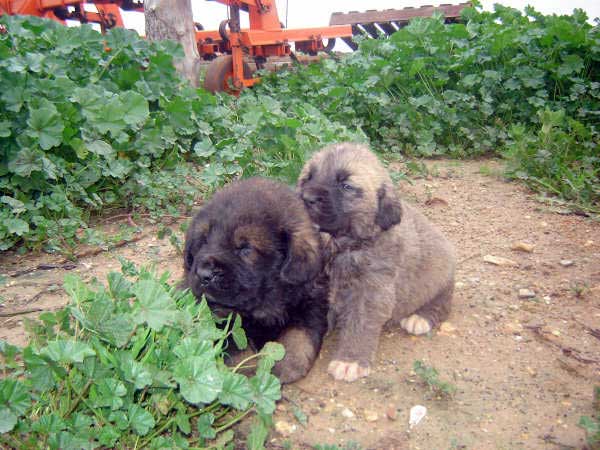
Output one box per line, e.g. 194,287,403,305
341,183,354,191
237,244,253,258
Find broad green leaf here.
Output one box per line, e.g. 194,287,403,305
0,407,17,433
40,340,95,364
27,103,64,150
31,413,66,434
132,279,178,331
119,354,153,390
108,272,133,300
173,356,223,405
90,378,126,410
121,91,149,125
250,372,281,415
193,139,216,158
92,96,126,136
219,372,254,410
127,404,155,436
247,416,269,450
1,196,26,214
23,347,56,391
50,430,96,450
172,337,216,360
174,409,191,434
87,140,114,156
197,412,216,439
260,342,285,361
63,274,93,304
0,379,31,416
7,147,43,177
232,314,248,350
99,314,135,348
108,410,128,430
98,424,120,447
4,218,29,236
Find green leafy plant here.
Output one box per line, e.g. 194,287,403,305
0,263,284,448
255,4,599,210
413,360,456,398
503,109,599,212
579,386,600,449
0,15,363,252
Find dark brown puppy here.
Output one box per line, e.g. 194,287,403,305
298,143,456,382
182,177,328,383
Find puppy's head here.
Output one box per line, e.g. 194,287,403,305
298,143,402,240
183,178,322,316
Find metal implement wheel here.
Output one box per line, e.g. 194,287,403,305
203,55,253,94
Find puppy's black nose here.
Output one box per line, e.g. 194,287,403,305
302,191,322,206
196,261,221,286
197,267,215,286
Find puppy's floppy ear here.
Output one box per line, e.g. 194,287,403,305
280,223,322,285
375,184,402,230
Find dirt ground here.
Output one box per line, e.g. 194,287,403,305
1,159,599,450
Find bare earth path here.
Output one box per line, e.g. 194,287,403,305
1,159,599,449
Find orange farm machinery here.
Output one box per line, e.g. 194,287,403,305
0,0,352,93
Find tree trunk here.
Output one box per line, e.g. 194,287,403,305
144,0,201,87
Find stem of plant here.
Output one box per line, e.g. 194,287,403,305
64,378,93,418
214,407,253,433
138,417,175,448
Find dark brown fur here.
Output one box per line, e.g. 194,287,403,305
182,177,328,383
298,143,456,382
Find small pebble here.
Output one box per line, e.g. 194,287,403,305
364,410,378,422
341,408,354,419
511,242,534,253
440,322,457,333
483,255,518,267
385,404,398,421
518,289,536,299
409,405,427,429
274,420,297,437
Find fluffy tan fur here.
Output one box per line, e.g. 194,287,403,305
298,143,456,382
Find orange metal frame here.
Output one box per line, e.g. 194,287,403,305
196,0,351,90
0,1,143,31
0,0,352,92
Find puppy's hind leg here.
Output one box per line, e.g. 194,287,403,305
401,282,453,335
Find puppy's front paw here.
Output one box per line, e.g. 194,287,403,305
273,358,310,384
328,360,370,382
400,314,432,335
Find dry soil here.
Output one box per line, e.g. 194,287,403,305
1,159,599,450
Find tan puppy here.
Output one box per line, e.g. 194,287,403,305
298,143,455,382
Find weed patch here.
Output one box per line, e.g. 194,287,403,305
0,262,283,448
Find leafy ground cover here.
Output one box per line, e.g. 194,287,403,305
255,3,600,211
0,261,283,449
0,15,361,252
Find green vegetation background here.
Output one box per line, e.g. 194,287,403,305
0,5,598,251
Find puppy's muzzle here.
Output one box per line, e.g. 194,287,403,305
301,190,324,207
196,257,223,287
